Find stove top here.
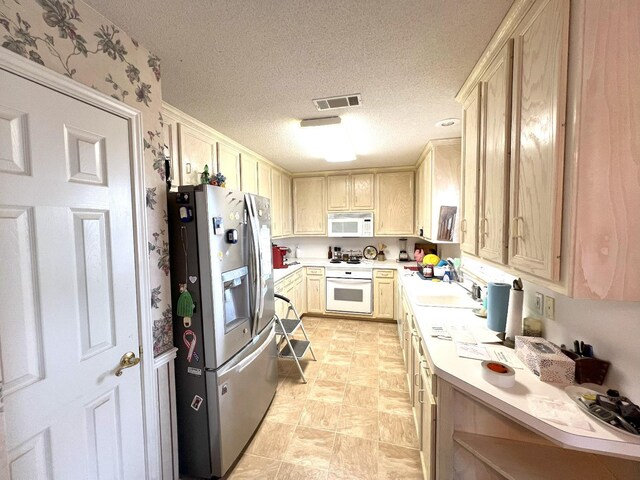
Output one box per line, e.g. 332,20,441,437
330,258,363,264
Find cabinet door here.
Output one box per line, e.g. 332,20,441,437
281,174,292,236
306,274,325,314
422,151,433,239
351,173,374,210
374,277,395,319
420,367,436,480
478,41,512,264
271,169,283,237
375,171,415,235
257,161,272,199
509,0,568,280
460,86,482,255
217,142,241,190
178,124,216,186
240,152,258,194
327,175,350,211
415,161,425,236
293,177,327,235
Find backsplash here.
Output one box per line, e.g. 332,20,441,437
278,236,460,261
1,0,173,355
462,256,640,402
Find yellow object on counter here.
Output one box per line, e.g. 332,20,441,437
423,253,440,265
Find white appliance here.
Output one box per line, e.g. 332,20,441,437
326,267,373,314
328,212,374,237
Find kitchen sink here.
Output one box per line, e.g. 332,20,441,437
412,282,479,309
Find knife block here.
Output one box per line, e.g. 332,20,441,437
561,349,610,385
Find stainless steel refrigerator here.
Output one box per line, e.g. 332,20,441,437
167,185,277,479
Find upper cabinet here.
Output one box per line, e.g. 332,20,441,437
271,169,283,237
178,123,216,186
460,86,481,256
240,152,259,194
375,171,414,236
293,176,327,235
217,142,241,190
257,161,272,199
415,140,461,242
508,0,567,280
456,0,640,300
327,173,375,211
478,41,512,264
281,173,293,236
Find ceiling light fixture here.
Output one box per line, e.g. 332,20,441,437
300,116,356,163
435,118,460,127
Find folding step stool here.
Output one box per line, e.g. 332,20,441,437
274,293,316,383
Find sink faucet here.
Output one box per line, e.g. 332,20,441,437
446,259,461,282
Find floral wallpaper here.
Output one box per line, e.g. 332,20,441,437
1,0,173,356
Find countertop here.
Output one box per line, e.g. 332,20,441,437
273,259,640,458
398,271,640,460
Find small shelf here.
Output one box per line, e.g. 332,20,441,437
453,432,619,480
279,339,310,359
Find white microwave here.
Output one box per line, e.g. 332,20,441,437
328,212,374,237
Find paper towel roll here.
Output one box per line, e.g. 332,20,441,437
505,289,524,339
486,282,510,332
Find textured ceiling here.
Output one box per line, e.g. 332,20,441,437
85,0,513,172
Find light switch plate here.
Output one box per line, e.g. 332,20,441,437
535,293,544,315
544,295,555,320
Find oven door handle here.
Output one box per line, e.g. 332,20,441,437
326,278,372,284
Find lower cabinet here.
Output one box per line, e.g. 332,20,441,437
274,269,306,319
401,290,437,480
373,269,395,319
305,267,325,314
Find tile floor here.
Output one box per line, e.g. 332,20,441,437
228,317,423,480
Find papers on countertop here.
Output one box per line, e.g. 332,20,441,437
453,343,525,369
430,324,502,344
527,395,594,431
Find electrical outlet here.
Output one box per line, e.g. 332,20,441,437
544,295,555,320
535,293,544,315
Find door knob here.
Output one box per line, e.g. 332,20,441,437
115,351,140,377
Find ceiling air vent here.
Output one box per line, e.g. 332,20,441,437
313,94,362,111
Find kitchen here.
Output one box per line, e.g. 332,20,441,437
0,1,640,478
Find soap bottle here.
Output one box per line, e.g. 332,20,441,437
328,246,332,259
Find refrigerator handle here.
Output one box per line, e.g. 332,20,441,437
245,194,262,337
251,195,266,323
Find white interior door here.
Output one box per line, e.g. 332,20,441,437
0,69,146,479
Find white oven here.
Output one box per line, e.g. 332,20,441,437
325,268,373,314
328,212,373,237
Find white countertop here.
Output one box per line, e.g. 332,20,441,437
398,271,640,460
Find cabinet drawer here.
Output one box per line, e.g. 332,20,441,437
375,269,395,278
306,267,324,276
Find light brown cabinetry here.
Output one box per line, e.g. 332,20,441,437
275,269,306,319
257,161,272,198
415,140,461,241
373,269,395,319
217,142,241,190
293,177,327,235
419,361,436,480
178,123,216,186
456,0,572,285
305,267,325,314
327,173,375,211
478,41,512,264
240,153,258,194
460,86,481,255
271,169,283,237
508,0,568,280
281,174,292,236
375,171,415,235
